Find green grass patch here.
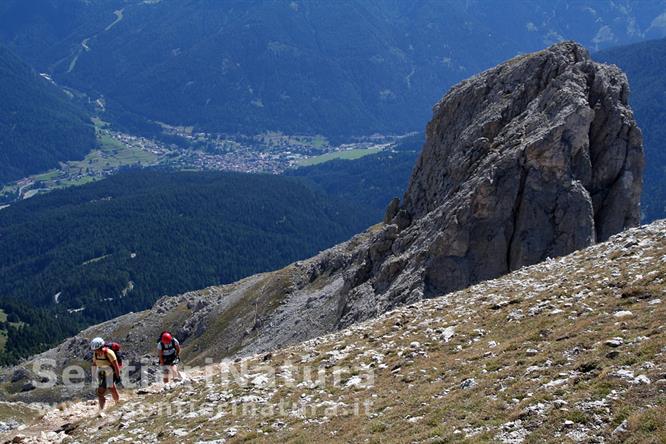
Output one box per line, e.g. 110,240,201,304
33,170,61,182
91,117,110,129
368,420,388,433
297,146,385,166
61,176,98,187
565,410,589,424
98,133,125,151
310,135,328,149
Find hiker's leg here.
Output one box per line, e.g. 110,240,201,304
173,365,182,380
110,385,120,402
163,367,169,383
97,387,106,410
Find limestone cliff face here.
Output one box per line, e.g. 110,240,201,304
341,41,642,325
2,42,644,400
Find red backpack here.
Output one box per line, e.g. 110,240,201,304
103,341,123,367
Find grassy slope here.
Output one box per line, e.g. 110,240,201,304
6,221,665,443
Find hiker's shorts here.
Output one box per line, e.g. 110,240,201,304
163,354,178,366
96,368,114,389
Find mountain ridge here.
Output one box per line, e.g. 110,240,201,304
3,218,664,442
0,42,645,406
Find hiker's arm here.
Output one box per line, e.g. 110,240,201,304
175,343,181,356
112,360,121,378
159,349,164,365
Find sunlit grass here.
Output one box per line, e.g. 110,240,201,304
297,146,385,166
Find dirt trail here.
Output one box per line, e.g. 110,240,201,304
1,368,207,444
1,393,135,443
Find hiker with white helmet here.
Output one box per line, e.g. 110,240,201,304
90,337,121,413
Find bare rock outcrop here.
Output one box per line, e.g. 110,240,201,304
370,41,643,305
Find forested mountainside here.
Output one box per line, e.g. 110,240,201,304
596,37,666,222
0,45,95,184
1,0,665,137
0,170,374,364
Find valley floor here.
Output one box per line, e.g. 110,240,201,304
2,221,665,443
0,123,400,207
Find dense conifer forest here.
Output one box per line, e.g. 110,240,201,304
0,170,373,363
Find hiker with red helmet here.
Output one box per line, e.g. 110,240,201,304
157,331,182,383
